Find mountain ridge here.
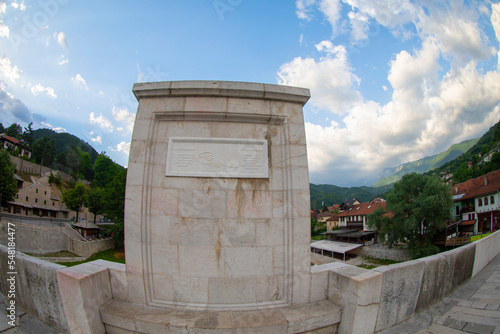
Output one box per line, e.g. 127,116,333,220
372,138,479,187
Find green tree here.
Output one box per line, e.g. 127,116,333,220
33,136,56,166
368,173,452,258
74,147,91,180
86,187,105,224
66,148,80,179
102,169,127,249
0,150,18,207
93,153,119,188
22,122,34,148
5,123,22,139
63,183,87,221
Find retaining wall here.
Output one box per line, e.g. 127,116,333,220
65,237,114,258
0,221,66,254
10,156,72,181
0,244,69,332
360,244,412,262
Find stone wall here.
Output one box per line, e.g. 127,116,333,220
65,237,114,258
10,156,72,181
0,221,66,254
360,244,412,262
0,220,114,257
0,244,69,332
327,230,500,333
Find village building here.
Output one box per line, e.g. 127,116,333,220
0,133,31,159
451,170,500,236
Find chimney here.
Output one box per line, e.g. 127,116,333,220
485,176,488,186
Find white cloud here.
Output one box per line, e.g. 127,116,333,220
54,31,68,49
0,56,21,83
89,112,113,132
320,0,342,32
278,41,362,114
418,11,490,62
58,58,68,65
115,141,130,155
0,2,6,13
296,0,317,20
0,20,9,38
41,122,66,133
31,83,57,99
348,11,369,41
91,135,102,144
112,107,135,134
71,73,88,90
282,2,500,185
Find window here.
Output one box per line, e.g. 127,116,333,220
36,189,38,194
44,191,47,195
456,206,460,215
491,196,495,204
26,196,28,201
44,200,46,205
52,202,55,206
485,197,489,206
479,199,483,207
35,198,37,203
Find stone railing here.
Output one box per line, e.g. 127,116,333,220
0,244,69,332
323,230,500,333
1,231,500,333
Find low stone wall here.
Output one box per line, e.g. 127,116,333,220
0,244,69,332
65,237,114,258
327,230,500,333
0,221,66,254
10,156,72,181
360,244,412,262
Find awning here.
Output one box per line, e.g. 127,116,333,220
311,240,364,261
322,229,358,235
460,220,476,226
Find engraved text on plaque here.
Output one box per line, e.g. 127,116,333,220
165,137,268,178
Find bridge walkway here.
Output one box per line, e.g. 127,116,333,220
380,253,500,334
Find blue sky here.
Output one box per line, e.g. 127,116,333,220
1,0,500,186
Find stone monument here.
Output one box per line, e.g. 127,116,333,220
98,81,341,333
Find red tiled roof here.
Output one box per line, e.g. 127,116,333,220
327,204,340,211
326,214,340,221
336,201,387,217
0,134,20,145
318,211,335,218
453,170,500,201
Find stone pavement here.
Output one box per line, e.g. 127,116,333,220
0,293,63,334
380,253,500,334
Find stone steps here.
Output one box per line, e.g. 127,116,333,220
100,299,341,334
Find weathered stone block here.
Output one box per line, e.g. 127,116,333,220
374,259,425,332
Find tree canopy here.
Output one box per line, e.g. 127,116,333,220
0,150,18,207
63,183,87,221
33,136,56,167
368,173,453,258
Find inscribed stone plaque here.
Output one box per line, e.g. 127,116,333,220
166,137,268,178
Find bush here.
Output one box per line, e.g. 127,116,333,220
48,172,62,185
408,243,441,259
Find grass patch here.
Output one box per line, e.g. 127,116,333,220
28,251,79,258
58,248,125,267
362,256,400,266
357,264,377,269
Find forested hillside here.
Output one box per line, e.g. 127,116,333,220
427,121,500,184
32,128,99,164
310,183,392,209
